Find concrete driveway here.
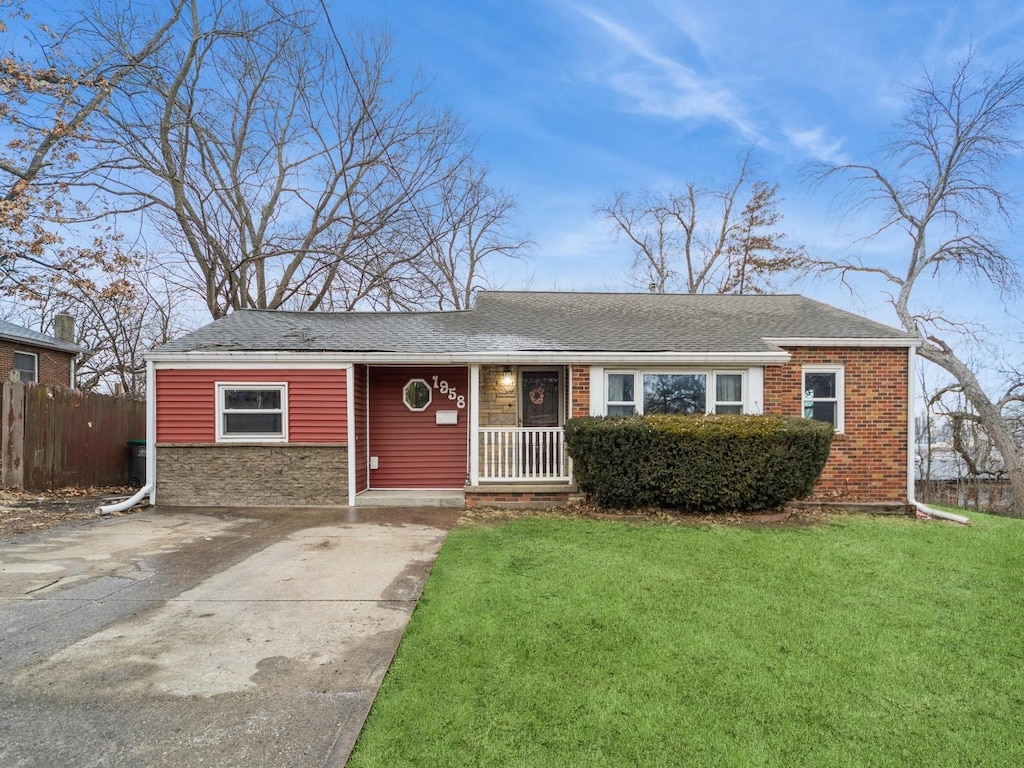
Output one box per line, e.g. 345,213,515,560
0,505,460,767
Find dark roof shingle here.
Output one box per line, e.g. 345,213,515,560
0,319,88,355
152,291,915,356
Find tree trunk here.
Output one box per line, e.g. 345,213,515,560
918,343,1024,517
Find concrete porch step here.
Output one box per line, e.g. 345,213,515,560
355,490,466,508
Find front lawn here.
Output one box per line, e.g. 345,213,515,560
348,513,1024,767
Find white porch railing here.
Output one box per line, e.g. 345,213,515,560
478,427,571,482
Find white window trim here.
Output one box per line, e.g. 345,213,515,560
803,364,845,433
606,370,638,415
216,382,288,442
14,350,38,383
712,370,745,414
604,369,751,416
402,378,432,412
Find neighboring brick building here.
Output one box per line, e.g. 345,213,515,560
0,317,88,388
146,292,917,509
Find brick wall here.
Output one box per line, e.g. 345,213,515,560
570,365,590,418
764,347,909,503
464,488,577,508
156,444,348,507
0,341,73,387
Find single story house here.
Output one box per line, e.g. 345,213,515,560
0,316,87,387
143,291,919,509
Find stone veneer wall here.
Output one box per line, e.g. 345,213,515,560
478,365,518,427
763,347,909,503
157,444,348,507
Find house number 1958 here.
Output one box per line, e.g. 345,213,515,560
431,376,466,409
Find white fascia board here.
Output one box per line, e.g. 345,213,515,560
149,351,791,366
764,337,919,348
150,354,355,369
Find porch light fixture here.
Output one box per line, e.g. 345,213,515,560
500,367,514,390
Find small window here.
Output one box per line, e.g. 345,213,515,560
402,379,432,412
643,373,706,415
606,372,636,416
216,383,287,441
13,351,37,383
803,366,844,431
714,373,744,414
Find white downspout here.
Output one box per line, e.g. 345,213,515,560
97,359,157,516
96,484,152,515
907,345,969,525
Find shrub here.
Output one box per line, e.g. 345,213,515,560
563,414,834,512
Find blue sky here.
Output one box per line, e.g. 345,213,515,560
337,0,1024,337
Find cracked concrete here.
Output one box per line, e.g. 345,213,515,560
0,505,459,768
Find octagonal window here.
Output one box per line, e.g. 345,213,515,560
403,379,432,412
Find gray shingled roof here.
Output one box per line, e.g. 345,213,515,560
152,291,916,356
0,319,88,355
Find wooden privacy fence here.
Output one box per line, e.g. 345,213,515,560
1,376,145,491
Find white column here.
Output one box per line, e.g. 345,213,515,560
469,364,480,486
346,364,356,507
589,366,604,416
747,366,764,414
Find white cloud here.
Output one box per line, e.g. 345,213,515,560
575,6,758,140
784,126,849,164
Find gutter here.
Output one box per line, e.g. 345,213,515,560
907,346,969,526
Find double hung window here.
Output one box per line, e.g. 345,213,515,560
606,372,637,416
14,351,37,383
803,366,844,431
216,383,287,441
714,374,744,414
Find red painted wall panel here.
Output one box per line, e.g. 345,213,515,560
368,366,468,489
156,368,347,444
353,364,369,493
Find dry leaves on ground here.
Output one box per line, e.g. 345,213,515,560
0,486,142,540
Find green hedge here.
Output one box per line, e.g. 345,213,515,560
563,414,834,512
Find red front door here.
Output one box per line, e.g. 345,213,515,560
367,366,468,489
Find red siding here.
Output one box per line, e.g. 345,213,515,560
368,366,468,489
353,364,369,493
156,368,347,444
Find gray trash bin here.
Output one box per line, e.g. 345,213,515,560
128,439,146,487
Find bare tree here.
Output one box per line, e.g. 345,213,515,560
0,0,184,290
597,153,804,294
804,54,1024,516
79,0,477,318
407,162,530,310
12,243,181,397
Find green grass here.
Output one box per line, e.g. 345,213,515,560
348,513,1024,767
